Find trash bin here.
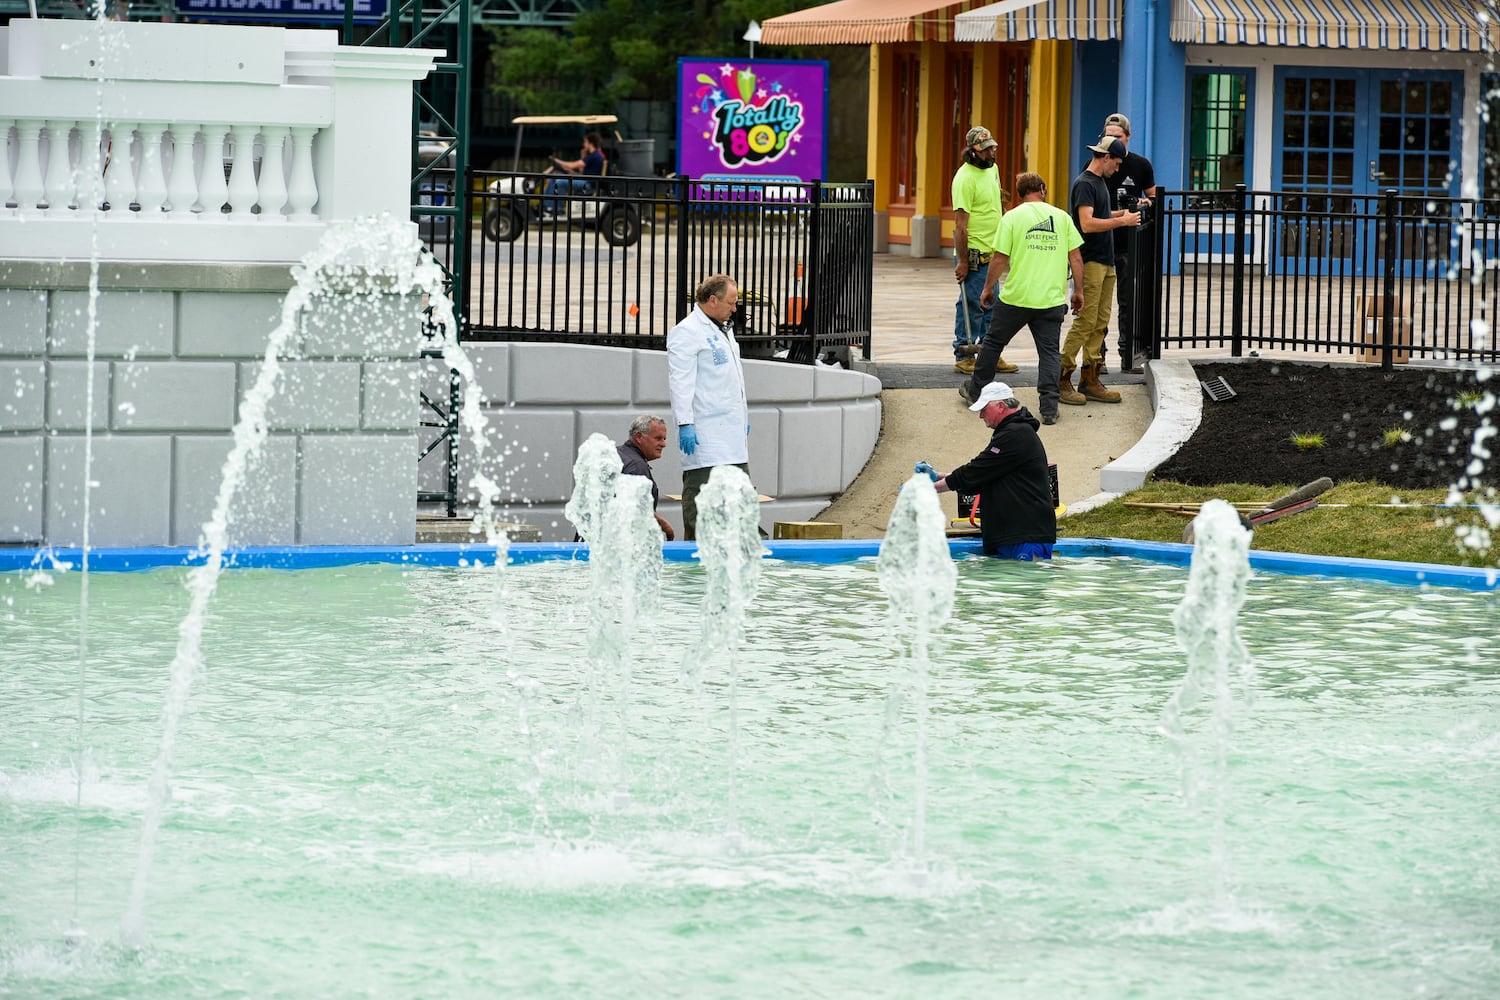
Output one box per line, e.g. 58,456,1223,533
615,138,655,176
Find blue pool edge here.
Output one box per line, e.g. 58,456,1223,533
2,538,1496,591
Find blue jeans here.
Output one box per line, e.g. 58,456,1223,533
953,263,991,358
989,542,1054,561
543,176,594,213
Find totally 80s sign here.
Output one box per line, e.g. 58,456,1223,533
676,58,828,182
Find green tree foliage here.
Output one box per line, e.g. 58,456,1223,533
487,0,823,114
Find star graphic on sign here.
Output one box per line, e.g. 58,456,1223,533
757,88,767,99
793,132,803,142
711,89,724,103
718,62,735,76
771,82,782,93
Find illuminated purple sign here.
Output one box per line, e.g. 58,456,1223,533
676,58,828,183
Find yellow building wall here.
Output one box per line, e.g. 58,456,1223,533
1027,40,1073,209
913,40,947,219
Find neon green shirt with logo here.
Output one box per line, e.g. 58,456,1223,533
995,200,1084,309
950,162,1003,254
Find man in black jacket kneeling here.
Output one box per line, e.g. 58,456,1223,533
927,381,1056,560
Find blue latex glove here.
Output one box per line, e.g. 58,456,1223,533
914,461,939,482
678,424,699,456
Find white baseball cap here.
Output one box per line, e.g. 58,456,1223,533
968,381,1017,411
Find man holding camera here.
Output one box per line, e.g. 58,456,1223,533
1101,113,1156,374
1060,137,1139,406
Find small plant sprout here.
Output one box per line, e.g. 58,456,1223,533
1381,426,1413,448
1289,431,1326,451
1454,389,1485,409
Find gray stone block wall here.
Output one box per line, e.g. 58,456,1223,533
1,264,422,547
419,343,883,542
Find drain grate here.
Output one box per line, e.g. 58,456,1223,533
1199,376,1237,403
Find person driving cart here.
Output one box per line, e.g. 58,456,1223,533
544,131,606,214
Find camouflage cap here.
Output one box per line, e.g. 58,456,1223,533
965,126,998,150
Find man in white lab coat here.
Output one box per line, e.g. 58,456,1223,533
667,273,751,541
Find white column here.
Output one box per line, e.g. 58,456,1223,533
227,124,260,219
136,122,169,215
43,120,77,214
0,120,16,217
198,124,230,218
12,121,44,215
257,125,289,221
104,123,139,215
287,125,319,222
165,123,200,217
74,123,106,213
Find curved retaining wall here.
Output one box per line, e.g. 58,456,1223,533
420,342,883,541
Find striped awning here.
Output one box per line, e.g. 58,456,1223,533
1170,0,1500,51
954,0,1121,42
759,0,996,45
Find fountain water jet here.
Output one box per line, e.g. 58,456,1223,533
1162,498,1256,912
687,465,765,846
118,217,498,948
564,434,664,806
875,475,956,882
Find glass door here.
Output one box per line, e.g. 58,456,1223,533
1273,69,1461,276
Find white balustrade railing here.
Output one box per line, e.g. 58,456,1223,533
0,19,440,264
0,119,321,222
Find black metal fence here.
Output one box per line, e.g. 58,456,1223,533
1146,186,1500,368
456,171,875,362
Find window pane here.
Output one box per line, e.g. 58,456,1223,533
1379,153,1401,184
1309,81,1331,112
1431,82,1452,116
1308,117,1330,147
1381,80,1402,114
1286,77,1306,111
1429,119,1451,153
1405,83,1426,115
1283,151,1305,184
1404,119,1427,151
1333,115,1355,148
1189,71,1250,208
1331,153,1354,187
1334,79,1356,112
1378,117,1401,151
1284,116,1306,146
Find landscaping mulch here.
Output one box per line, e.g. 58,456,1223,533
1153,361,1491,490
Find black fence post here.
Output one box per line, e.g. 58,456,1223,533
675,176,691,322
1150,188,1166,360
863,179,875,360
805,179,823,362
1380,187,1399,373
1231,183,1247,358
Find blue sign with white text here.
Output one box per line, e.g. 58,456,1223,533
174,0,387,23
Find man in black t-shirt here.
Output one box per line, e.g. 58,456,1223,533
1061,137,1139,407
1101,113,1156,373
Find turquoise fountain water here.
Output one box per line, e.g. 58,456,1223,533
3,550,1496,997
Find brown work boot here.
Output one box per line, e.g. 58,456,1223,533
1059,370,1086,406
995,357,1020,374
954,356,976,374
1080,364,1122,403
